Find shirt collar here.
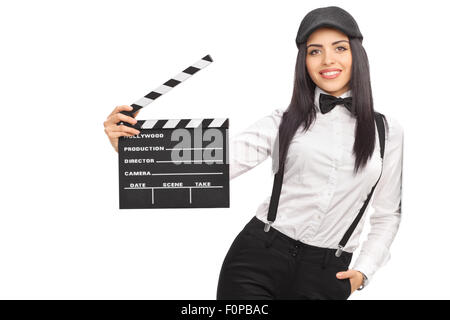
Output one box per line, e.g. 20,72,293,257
313,86,353,113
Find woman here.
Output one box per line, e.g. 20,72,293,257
103,6,403,300
215,6,403,300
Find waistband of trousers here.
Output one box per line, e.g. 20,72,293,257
244,216,353,266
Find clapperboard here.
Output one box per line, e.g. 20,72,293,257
118,55,230,209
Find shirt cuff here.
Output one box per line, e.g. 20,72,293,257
352,260,377,287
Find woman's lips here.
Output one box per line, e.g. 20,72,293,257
320,70,342,79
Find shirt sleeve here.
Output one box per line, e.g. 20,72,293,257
229,108,283,180
352,115,404,286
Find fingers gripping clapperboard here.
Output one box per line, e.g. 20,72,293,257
118,55,229,209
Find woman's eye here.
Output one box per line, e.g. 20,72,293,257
309,47,348,55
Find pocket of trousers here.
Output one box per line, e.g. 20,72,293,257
337,260,352,299
345,278,352,298
331,262,352,300
333,276,351,300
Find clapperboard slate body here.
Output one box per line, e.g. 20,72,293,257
118,118,229,209
117,54,230,209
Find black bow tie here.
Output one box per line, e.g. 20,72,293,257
319,93,355,115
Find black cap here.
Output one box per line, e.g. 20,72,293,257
295,6,363,48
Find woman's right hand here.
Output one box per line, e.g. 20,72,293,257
103,105,141,152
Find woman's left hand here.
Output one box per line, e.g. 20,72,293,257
336,269,364,295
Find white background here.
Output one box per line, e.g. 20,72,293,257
0,0,448,300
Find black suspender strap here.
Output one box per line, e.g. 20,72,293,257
264,163,285,232
335,112,386,257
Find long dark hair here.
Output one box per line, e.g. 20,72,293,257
275,37,388,176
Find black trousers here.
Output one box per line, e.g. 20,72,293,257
217,216,353,300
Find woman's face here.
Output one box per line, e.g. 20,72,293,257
305,27,352,97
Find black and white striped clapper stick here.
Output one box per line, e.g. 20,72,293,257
119,54,213,125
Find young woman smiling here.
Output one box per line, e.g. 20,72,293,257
215,6,404,300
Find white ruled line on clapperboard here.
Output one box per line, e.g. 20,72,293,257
118,54,230,209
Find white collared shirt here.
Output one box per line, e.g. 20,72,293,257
230,85,404,284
